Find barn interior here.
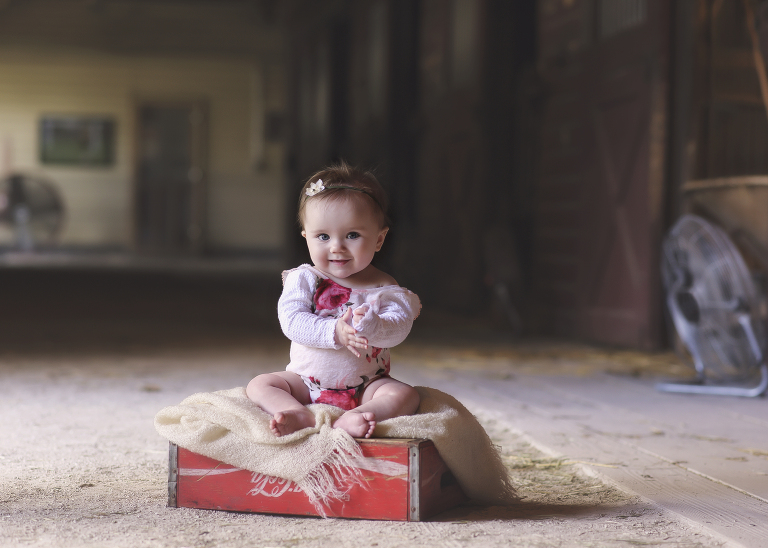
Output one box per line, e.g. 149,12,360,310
2,1,768,547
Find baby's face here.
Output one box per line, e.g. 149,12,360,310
301,198,388,280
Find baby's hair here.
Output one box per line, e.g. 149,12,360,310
298,162,390,229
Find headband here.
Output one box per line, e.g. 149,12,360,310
305,179,384,211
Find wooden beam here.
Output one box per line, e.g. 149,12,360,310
683,175,768,192
743,0,768,123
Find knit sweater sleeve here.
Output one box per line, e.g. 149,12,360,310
352,288,421,348
278,269,342,349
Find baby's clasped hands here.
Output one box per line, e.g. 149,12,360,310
335,307,369,357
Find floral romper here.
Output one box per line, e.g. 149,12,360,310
278,264,421,411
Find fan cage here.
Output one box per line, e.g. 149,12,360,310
662,215,767,384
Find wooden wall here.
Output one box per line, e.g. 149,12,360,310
0,0,287,253
678,0,768,275
284,0,537,317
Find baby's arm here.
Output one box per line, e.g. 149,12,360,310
279,270,368,354
278,270,340,348
352,290,421,348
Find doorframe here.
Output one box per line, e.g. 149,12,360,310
131,97,209,254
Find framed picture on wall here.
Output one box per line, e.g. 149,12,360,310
39,116,115,166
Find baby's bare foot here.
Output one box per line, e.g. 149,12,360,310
333,410,376,438
270,408,315,437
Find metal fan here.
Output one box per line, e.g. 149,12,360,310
659,214,768,397
0,173,65,250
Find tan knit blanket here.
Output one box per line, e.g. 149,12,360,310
154,386,516,511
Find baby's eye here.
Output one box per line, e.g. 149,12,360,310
347,232,360,240
318,233,330,241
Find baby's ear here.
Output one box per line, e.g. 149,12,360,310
301,230,307,239
375,227,389,251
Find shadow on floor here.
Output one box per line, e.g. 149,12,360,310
434,501,647,522
0,267,284,357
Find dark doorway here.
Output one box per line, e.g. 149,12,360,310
135,102,208,254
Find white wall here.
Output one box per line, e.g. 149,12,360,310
0,46,286,251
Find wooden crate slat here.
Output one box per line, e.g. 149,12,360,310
168,438,466,521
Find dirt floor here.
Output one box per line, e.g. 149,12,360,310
0,268,726,547
0,348,724,548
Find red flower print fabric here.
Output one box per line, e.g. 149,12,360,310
314,278,352,312
315,388,358,411
365,346,383,363
363,346,390,375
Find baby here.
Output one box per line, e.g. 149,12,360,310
246,163,421,439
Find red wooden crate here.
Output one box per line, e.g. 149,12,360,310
168,438,466,521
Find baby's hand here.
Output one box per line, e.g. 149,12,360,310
352,304,369,328
336,308,368,357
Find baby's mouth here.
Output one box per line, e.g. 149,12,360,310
329,259,350,265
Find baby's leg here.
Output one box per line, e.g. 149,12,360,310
246,372,314,437
332,378,420,438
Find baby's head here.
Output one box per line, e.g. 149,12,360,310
297,163,390,231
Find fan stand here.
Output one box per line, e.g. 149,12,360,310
656,364,768,397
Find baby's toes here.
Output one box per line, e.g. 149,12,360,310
364,413,376,438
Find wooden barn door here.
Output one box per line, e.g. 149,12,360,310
533,0,669,348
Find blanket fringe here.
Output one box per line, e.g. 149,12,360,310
295,435,366,516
